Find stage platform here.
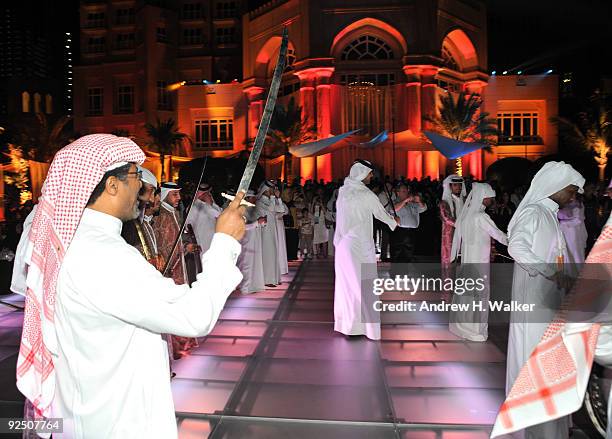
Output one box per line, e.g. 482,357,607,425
172,260,506,439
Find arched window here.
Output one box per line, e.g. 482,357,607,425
45,94,53,114
22,91,30,113
442,45,459,71
341,35,394,60
284,47,296,72
34,93,42,113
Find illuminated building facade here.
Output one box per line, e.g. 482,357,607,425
74,0,559,181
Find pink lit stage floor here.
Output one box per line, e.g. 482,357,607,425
172,260,506,438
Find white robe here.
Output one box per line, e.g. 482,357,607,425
558,200,587,264
312,205,329,245
237,218,265,294
506,198,570,438
10,205,37,295
51,208,242,438
449,209,507,342
334,180,397,340
275,200,289,275
325,208,336,257
188,199,222,254
255,195,283,285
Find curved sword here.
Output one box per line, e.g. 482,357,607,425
222,27,289,203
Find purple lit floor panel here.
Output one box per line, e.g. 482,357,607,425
167,260,508,438
210,418,397,439
391,387,504,425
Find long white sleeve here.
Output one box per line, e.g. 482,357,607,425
61,232,242,337
370,192,397,231
478,214,508,246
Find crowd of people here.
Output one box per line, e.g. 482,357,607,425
3,131,612,438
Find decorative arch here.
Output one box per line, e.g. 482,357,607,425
440,28,478,72
254,36,296,79
331,17,407,60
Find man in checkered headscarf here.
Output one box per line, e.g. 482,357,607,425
16,134,247,438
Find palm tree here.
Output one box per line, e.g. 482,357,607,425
426,91,498,175
553,95,611,182
263,97,315,182
10,113,73,162
144,118,190,181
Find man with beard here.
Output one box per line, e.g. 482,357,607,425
153,182,200,357
121,166,161,268
15,134,246,438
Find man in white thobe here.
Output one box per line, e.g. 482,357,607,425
188,183,222,255
15,134,247,439
505,161,585,438
10,204,37,295
448,182,507,342
237,190,266,294
255,180,284,287
274,190,289,275
334,160,398,340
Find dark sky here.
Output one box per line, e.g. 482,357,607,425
29,0,612,96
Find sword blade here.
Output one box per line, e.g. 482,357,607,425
237,27,288,193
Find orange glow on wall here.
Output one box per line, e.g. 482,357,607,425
301,156,316,183
424,151,439,180
407,151,423,180
443,29,478,70
316,153,332,182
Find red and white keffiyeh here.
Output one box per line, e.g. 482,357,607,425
16,134,145,417
491,212,612,437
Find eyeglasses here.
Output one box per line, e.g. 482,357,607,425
126,170,143,179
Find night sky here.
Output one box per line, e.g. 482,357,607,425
26,0,612,100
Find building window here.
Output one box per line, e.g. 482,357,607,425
194,119,233,149
115,33,135,50
182,27,203,45
116,85,134,113
86,12,105,28
215,26,236,45
87,87,103,116
284,47,296,72
22,91,30,113
442,46,459,71
156,26,168,42
181,3,203,20
115,8,135,25
339,73,395,86
87,37,106,53
437,79,460,93
157,81,172,110
341,35,394,60
497,112,541,144
215,1,237,19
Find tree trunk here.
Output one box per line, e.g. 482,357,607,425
284,152,291,183
599,163,606,183
160,152,165,182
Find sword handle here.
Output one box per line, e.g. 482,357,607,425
221,192,255,207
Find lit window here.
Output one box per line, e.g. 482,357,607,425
115,8,135,25
87,87,103,116
87,37,106,53
45,94,53,114
116,85,134,113
215,26,236,45
497,112,540,144
181,3,203,20
194,119,233,149
21,91,30,113
182,27,203,45
341,35,394,60
156,81,172,110
215,1,237,19
115,33,135,50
